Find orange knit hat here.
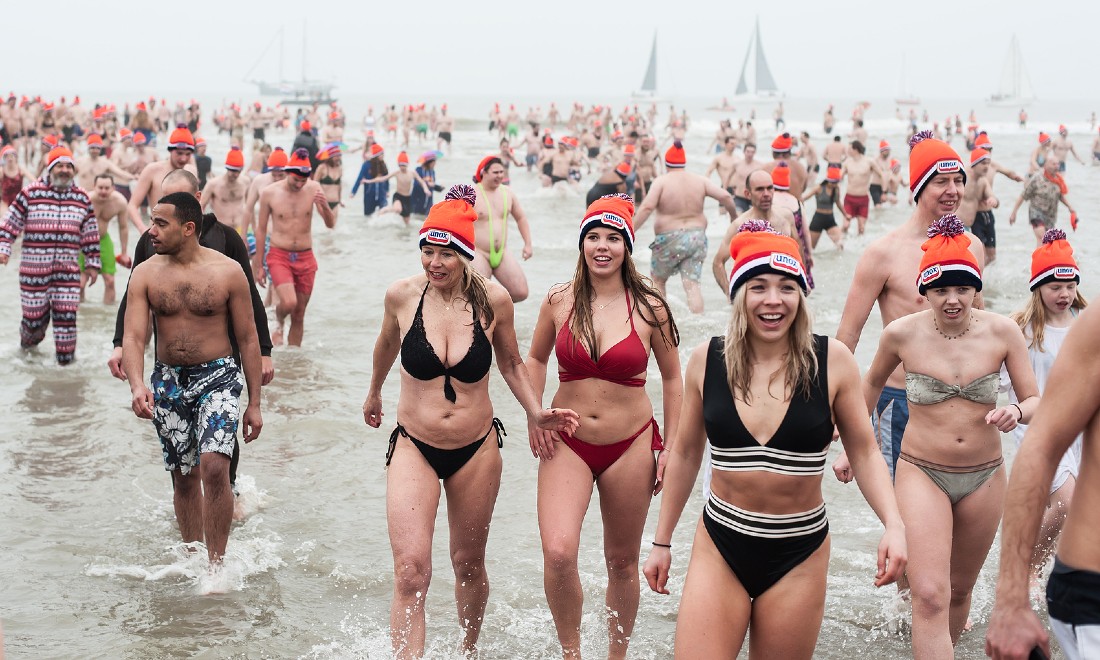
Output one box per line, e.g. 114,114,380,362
267,147,288,169
132,132,147,146
974,132,991,150
42,134,59,149
579,193,636,252
367,143,384,160
771,132,793,153
46,146,74,173
419,184,478,260
397,151,409,165
623,144,636,155
118,128,133,142
879,139,891,152
728,220,808,297
1030,228,1080,290
1039,132,1051,145
225,146,244,171
664,139,686,168
286,148,312,175
771,162,791,190
167,123,195,151
908,131,965,200
614,161,632,178
473,155,502,183
970,148,990,167
917,215,982,294
86,134,104,149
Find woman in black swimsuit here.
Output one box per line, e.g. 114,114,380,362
643,221,906,659
363,185,578,659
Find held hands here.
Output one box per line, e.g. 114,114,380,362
363,393,384,427
874,524,907,587
986,405,1020,433
643,546,672,595
984,603,1051,660
527,407,581,460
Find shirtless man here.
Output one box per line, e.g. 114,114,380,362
986,305,1100,660
711,169,798,295
76,135,134,191
633,140,737,314
822,134,847,165
85,174,133,303
122,190,262,568
840,141,884,235
958,149,1000,265
729,143,763,213
705,137,740,214
243,148,287,237
128,125,198,232
823,104,836,134
472,156,533,302
850,118,868,145
545,140,575,188
761,132,808,198
870,141,894,206
800,131,819,174
1051,124,1085,170
831,133,984,482
367,151,431,225
436,108,454,154
252,149,337,346
973,133,1025,184
201,148,251,231
634,135,659,203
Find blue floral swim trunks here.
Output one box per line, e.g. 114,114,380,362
650,228,708,282
151,356,243,475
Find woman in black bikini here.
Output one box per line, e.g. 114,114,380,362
363,185,578,659
644,221,906,659
863,215,1038,658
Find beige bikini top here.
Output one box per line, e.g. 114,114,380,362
905,372,999,406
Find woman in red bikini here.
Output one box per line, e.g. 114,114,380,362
526,193,682,659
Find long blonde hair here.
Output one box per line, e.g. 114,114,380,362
723,284,817,403
557,252,679,357
1011,286,1088,351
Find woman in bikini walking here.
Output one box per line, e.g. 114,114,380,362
363,185,578,659
864,215,1039,658
642,220,906,658
526,193,682,659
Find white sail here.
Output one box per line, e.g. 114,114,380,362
640,33,657,93
989,35,1035,106
734,17,781,99
895,54,919,105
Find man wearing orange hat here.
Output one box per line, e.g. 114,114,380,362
1051,124,1084,171
473,156,534,302
762,133,808,198
243,147,288,238
127,124,198,232
365,151,432,225
86,172,133,304
729,142,764,213
831,131,985,482
839,140,885,235
958,148,1000,265
1010,155,1077,246
705,137,740,215
870,140,895,206
0,146,100,364
200,147,252,232
633,140,738,314
75,134,135,191
253,148,336,346
292,120,319,168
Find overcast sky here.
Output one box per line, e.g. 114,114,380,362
9,1,1097,102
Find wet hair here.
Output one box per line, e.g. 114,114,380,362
94,173,115,185
833,135,841,142
850,140,865,155
157,191,202,226
1012,287,1088,352
724,283,817,404
161,168,200,194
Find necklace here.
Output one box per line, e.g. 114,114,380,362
593,289,625,310
934,314,973,340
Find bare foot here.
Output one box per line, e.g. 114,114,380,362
272,323,284,346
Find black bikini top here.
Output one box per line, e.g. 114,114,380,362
400,283,492,402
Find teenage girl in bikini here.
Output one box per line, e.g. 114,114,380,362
526,193,682,660
643,221,906,658
363,185,578,659
864,216,1039,658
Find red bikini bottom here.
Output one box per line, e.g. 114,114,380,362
559,418,663,478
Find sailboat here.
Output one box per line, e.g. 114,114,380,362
631,32,662,101
895,54,920,106
243,25,337,105
733,17,782,102
987,35,1035,107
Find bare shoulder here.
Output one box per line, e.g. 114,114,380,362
639,291,672,325
486,279,514,311
385,274,426,304
825,337,859,374
976,309,1021,335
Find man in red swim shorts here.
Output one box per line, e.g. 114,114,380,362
840,140,884,236
252,148,337,346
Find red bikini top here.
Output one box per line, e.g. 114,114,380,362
556,290,649,387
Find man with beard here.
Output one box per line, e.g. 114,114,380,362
128,124,198,232
0,146,99,364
